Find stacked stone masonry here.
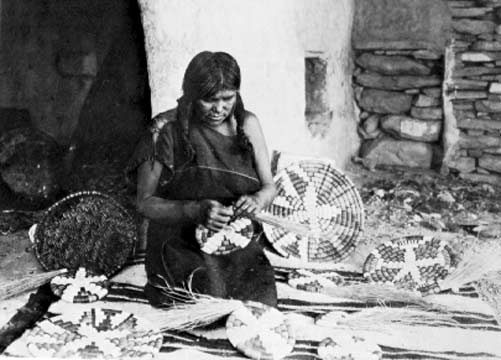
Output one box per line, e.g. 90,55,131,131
354,0,501,185
354,51,444,169
448,0,501,184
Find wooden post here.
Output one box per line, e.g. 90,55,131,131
441,39,461,175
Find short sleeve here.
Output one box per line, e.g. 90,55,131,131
125,112,176,188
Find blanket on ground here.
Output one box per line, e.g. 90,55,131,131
3,252,501,359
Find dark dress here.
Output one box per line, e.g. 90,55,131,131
127,109,277,307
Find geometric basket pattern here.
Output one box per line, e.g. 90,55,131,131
363,235,455,294
18,307,162,359
263,159,364,263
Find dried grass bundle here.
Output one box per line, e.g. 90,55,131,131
317,307,460,331
152,280,245,331
0,269,67,300
474,272,501,324
319,283,439,309
439,240,501,292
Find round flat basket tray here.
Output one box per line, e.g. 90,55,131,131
226,301,295,360
317,335,382,360
363,235,455,294
287,269,346,293
263,159,364,263
34,191,137,277
20,307,162,359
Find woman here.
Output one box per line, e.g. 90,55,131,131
127,51,278,307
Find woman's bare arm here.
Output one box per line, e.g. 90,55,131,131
233,112,276,216
136,161,233,230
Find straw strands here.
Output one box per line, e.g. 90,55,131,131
152,281,245,331
319,283,442,310
0,269,67,300
439,240,501,292
316,307,460,331
153,281,448,332
474,272,501,325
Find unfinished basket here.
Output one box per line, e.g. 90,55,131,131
195,217,256,255
34,191,137,277
363,235,454,294
263,159,364,263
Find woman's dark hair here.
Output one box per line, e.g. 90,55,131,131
177,51,253,158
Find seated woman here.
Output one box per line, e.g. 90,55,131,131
127,51,278,307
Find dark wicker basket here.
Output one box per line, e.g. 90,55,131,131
34,191,137,276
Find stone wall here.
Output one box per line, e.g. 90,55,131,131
353,50,445,169
353,0,501,185
353,0,450,170
445,0,501,185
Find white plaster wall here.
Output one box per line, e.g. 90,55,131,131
295,0,359,167
138,0,357,167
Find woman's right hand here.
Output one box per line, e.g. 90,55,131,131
197,200,234,231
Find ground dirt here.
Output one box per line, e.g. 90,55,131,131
2,163,500,285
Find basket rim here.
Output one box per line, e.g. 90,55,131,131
33,190,137,276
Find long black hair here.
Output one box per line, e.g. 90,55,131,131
176,51,253,158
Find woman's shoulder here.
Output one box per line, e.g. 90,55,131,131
241,110,262,133
241,110,260,128
151,108,178,134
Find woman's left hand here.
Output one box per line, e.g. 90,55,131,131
233,194,265,218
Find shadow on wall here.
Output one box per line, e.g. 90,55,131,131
62,0,152,202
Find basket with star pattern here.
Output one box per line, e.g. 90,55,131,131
16,307,163,359
262,159,364,263
363,235,455,294
50,267,109,303
226,301,295,360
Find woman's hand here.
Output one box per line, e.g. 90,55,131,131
233,194,265,218
198,200,234,231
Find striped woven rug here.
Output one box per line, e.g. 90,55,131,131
4,252,501,359
99,268,501,360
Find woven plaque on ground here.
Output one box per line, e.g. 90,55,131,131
226,301,295,360
317,335,382,360
50,267,109,303
287,269,346,293
363,235,454,294
19,307,162,359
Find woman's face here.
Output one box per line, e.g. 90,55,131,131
197,89,237,127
